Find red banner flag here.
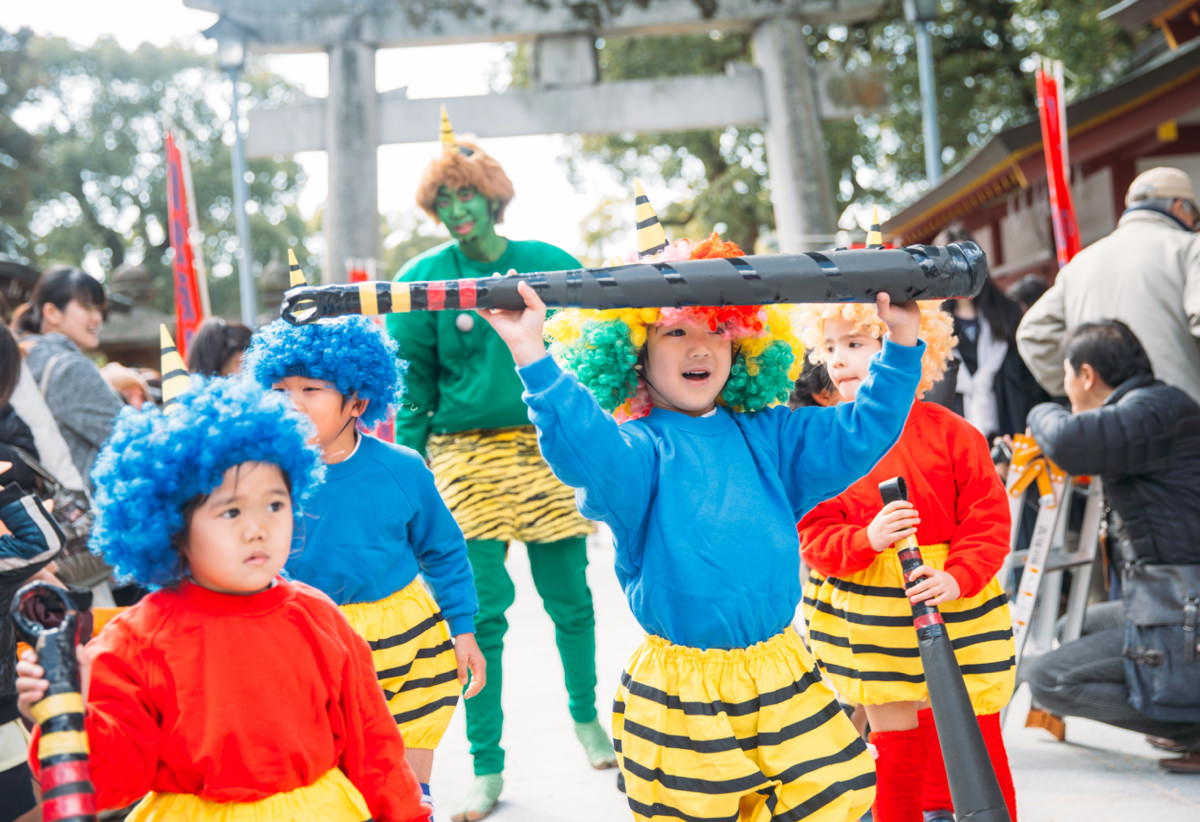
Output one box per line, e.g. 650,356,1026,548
1035,60,1082,267
165,131,205,356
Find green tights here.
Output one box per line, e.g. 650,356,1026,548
462,536,598,776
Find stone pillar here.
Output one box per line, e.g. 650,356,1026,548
753,17,838,252
325,40,378,283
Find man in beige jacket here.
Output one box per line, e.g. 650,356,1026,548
1016,166,1200,402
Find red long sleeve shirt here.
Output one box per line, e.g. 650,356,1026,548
33,578,428,821
799,402,1010,598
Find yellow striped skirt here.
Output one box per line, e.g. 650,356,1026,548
125,767,371,821
613,628,875,822
427,426,592,544
340,578,461,749
802,543,1015,714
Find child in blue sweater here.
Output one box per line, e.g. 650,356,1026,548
479,233,924,822
245,315,483,815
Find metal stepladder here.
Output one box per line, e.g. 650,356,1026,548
1000,435,1106,698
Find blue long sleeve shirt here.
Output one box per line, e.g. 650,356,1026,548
285,434,478,636
518,340,923,650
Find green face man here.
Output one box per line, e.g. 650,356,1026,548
434,184,505,261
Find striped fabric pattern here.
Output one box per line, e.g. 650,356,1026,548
612,629,876,822
339,578,460,749
802,543,1016,714
427,427,592,544
124,767,372,821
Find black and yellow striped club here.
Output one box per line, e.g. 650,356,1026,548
280,242,988,324
12,582,97,822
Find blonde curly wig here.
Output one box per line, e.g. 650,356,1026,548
795,301,955,399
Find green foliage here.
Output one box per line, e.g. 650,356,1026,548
820,0,1145,192
0,28,42,256
547,0,1146,254
0,28,316,318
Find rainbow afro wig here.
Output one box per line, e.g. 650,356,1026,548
243,315,402,427
544,233,804,421
795,300,955,399
88,377,324,588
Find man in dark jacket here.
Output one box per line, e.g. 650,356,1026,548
1024,319,1200,773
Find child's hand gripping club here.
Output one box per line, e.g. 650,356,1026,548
13,582,98,822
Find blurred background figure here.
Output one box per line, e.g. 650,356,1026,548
936,226,1049,442
137,367,163,406
1006,275,1050,314
186,316,253,376
1017,166,1200,403
0,322,64,822
12,265,122,490
100,362,152,409
0,325,39,492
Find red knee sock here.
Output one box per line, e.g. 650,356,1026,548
916,710,1018,821
918,708,953,814
869,727,926,822
978,712,1018,821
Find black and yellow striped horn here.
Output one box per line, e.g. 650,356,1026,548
440,105,457,153
286,249,319,324
160,325,189,409
280,242,989,324
634,179,669,258
866,207,884,249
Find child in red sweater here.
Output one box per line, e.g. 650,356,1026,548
796,302,1017,822
16,344,429,822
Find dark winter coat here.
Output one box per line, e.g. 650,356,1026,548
1027,375,1200,565
0,404,38,492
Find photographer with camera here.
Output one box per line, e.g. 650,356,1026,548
1023,320,1200,773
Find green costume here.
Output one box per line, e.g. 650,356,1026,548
388,239,605,779
390,240,577,446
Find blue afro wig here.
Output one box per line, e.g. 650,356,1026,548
243,316,403,427
88,377,324,588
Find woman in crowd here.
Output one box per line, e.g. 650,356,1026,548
937,227,1048,440
12,266,122,490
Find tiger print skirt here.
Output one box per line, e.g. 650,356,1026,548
427,426,592,544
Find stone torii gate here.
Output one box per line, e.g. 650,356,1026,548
186,0,888,281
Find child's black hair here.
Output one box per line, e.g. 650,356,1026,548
789,359,836,409
186,317,253,377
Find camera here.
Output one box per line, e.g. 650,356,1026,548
991,440,1013,465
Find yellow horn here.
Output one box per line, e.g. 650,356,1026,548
288,249,308,288
866,207,884,249
634,179,669,258
160,325,189,409
440,105,458,153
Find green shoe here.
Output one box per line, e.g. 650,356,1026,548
574,719,618,770
451,773,503,822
